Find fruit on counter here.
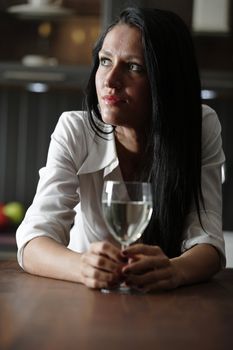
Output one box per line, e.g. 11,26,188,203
3,201,25,225
0,203,10,228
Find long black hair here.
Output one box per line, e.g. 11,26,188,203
84,7,204,258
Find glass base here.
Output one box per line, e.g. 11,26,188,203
100,283,145,295
101,284,131,295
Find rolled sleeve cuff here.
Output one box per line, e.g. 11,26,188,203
182,211,226,268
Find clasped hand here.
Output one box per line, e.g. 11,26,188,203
79,241,179,292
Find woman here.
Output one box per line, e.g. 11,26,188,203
16,7,225,292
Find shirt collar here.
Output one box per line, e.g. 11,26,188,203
77,114,118,175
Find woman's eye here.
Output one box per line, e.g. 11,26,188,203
128,63,143,72
100,57,111,66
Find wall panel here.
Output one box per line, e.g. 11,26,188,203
0,85,83,207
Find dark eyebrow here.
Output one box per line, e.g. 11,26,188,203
99,49,112,56
99,49,144,62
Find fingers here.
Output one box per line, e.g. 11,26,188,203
124,267,172,289
122,244,161,257
82,277,115,290
122,255,169,275
80,242,177,292
90,241,125,263
124,268,175,293
81,250,119,274
81,264,120,289
80,241,124,289
123,259,171,279
121,244,177,292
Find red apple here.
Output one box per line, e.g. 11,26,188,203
0,203,10,228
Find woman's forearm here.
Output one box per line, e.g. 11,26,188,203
23,236,83,283
171,244,222,287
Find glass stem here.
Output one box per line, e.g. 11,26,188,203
121,243,128,251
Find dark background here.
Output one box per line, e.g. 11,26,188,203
0,0,232,229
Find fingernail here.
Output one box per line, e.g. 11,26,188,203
122,251,128,256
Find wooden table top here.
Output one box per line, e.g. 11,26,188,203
0,260,233,350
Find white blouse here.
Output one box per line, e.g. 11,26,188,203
16,105,226,268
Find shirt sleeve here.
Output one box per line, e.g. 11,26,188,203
16,111,87,268
181,105,226,267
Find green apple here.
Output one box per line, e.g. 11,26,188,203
3,202,25,225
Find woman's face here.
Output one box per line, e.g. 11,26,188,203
95,24,151,130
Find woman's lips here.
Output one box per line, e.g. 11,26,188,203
102,95,124,105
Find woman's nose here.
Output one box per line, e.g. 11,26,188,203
104,66,122,90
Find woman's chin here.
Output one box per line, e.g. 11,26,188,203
101,113,121,126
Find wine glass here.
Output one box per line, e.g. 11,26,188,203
101,181,153,294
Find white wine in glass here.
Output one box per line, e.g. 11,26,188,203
101,181,153,293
